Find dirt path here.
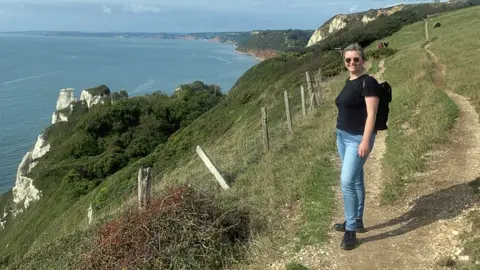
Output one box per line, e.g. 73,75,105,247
275,30,480,268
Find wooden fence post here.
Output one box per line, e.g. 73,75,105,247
88,204,93,225
300,85,306,117
314,68,322,105
196,146,230,190
284,90,293,132
261,107,269,151
309,93,316,112
138,167,151,210
306,71,313,106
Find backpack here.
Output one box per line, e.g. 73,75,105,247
363,78,392,131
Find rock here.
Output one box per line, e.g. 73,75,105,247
52,111,69,124
12,152,42,217
452,230,459,236
88,205,93,225
80,88,110,108
31,134,50,160
55,88,76,111
458,255,469,261
52,88,77,124
306,4,405,47
10,127,51,219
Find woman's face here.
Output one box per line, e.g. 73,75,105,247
344,50,364,74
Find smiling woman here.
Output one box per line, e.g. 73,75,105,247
333,42,381,250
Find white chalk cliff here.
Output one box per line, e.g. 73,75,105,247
2,86,113,227
80,90,109,108
11,134,50,217
306,4,405,47
52,88,77,124
5,88,78,223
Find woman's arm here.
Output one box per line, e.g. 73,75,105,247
358,96,379,158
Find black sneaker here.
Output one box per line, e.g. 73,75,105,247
333,219,366,233
341,230,357,250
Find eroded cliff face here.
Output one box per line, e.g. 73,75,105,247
52,88,77,124
306,4,405,47
55,88,76,111
1,87,103,226
11,134,50,218
80,89,110,108
235,48,278,60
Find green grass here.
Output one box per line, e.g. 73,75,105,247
3,4,480,268
424,6,480,269
372,18,460,203
0,49,344,268
367,59,380,75
427,6,480,113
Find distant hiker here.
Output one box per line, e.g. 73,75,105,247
378,42,384,49
334,43,382,250
434,22,441,28
383,41,389,48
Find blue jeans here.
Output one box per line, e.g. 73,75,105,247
336,128,376,231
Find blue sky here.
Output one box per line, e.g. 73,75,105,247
0,0,434,32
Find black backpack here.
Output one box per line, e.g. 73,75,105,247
363,79,392,131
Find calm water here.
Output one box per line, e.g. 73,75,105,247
0,34,259,194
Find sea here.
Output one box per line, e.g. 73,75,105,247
0,34,259,194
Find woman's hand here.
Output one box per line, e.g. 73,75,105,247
358,140,370,158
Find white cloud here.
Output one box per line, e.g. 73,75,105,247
102,5,112,13
349,4,359,12
122,4,161,13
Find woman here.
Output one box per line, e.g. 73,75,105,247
333,43,381,250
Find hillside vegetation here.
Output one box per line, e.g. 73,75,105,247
235,29,314,58
425,6,480,269
2,2,480,269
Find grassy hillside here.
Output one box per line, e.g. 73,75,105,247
373,19,459,203
235,29,314,58
425,6,480,269
2,2,480,269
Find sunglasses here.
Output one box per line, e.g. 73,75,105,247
344,57,360,63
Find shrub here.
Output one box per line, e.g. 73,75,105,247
79,186,251,270
366,47,399,60
86,84,111,96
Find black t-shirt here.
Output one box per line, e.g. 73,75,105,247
335,74,381,135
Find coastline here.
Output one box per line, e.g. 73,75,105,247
234,48,265,62
0,35,259,195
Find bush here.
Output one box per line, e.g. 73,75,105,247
79,186,251,270
86,84,111,96
236,29,314,53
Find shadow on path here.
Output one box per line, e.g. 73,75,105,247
360,177,480,244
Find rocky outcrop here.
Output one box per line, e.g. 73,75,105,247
52,88,77,124
55,88,76,111
80,89,110,108
52,111,69,124
2,86,113,225
11,133,50,218
306,4,405,47
5,88,75,222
